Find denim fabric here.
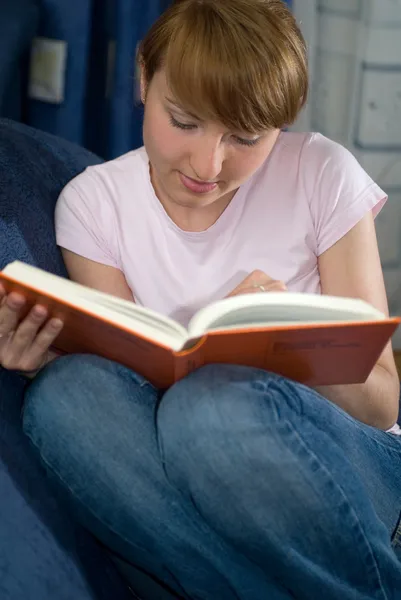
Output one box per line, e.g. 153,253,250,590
23,355,401,600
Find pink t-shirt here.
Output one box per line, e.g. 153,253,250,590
55,131,386,325
56,131,401,434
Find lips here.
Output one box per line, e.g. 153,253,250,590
179,172,218,194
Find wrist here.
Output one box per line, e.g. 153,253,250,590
17,348,63,379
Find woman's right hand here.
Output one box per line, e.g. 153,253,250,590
0,283,64,373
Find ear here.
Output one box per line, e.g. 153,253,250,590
139,63,148,104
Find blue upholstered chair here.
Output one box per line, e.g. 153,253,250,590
0,118,175,600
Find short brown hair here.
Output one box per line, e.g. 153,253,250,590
139,0,308,134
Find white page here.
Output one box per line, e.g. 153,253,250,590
2,261,188,350
187,292,384,338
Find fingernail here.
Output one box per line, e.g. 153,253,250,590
33,306,47,317
50,319,63,329
9,300,25,310
8,295,25,308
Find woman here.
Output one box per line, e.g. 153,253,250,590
0,1,400,598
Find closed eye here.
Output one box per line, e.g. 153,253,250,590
169,115,197,131
169,114,261,147
233,136,260,147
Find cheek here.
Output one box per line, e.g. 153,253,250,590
144,110,183,166
227,148,268,181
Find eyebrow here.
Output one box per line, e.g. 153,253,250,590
165,97,201,120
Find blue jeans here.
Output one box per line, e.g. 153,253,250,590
22,355,401,600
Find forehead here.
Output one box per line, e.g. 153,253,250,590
150,71,209,118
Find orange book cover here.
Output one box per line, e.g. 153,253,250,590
1,271,399,389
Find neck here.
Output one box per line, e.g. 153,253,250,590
162,194,235,232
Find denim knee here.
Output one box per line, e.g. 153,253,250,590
25,355,113,443
157,364,308,496
22,354,151,478
158,365,377,551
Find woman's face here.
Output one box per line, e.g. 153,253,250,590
142,70,280,210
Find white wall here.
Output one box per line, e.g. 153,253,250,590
292,0,401,347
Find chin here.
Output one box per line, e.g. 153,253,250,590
177,192,218,208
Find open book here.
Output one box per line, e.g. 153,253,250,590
0,261,399,388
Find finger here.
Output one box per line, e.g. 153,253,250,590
242,281,287,294
0,293,26,334
265,280,287,292
1,305,49,367
3,314,63,372
8,305,49,351
25,318,64,365
246,285,269,294
16,318,64,372
247,270,276,286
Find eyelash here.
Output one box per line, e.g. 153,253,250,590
169,115,260,147
169,116,195,131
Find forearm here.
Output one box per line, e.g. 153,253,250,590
314,364,400,431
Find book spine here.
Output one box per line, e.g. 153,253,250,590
173,338,206,382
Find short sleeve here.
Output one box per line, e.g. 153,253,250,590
55,168,120,268
305,134,387,256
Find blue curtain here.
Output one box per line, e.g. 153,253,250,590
23,0,168,158
106,0,172,157
0,0,39,122
26,0,94,147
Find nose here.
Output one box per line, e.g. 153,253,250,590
189,134,224,182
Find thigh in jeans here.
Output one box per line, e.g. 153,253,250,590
23,355,294,600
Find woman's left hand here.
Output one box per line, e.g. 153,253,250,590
226,270,287,298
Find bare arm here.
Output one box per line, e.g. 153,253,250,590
61,249,135,300
315,212,399,430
